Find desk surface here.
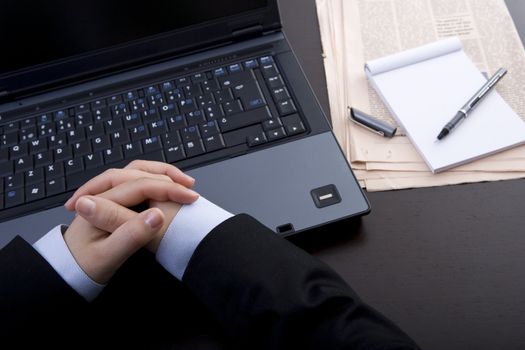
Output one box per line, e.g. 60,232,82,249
280,0,525,349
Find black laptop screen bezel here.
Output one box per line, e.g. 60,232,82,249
0,0,280,100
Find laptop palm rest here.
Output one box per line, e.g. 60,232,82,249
187,131,369,234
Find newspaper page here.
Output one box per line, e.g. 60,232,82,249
316,0,525,191
344,0,525,131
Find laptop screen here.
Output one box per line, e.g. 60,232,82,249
1,0,267,76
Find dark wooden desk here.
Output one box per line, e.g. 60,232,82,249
279,1,525,349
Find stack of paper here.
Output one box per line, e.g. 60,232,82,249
315,0,525,191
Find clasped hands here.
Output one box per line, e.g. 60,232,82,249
62,160,199,284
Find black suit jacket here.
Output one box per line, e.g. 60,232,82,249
0,214,419,349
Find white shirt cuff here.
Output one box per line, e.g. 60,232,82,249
156,197,233,280
33,225,105,302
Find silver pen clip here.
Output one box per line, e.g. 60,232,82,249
347,107,397,138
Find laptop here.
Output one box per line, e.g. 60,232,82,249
0,0,370,248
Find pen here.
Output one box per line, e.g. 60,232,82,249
437,67,507,140
348,107,397,138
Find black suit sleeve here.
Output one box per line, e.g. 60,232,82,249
0,236,87,338
183,214,420,350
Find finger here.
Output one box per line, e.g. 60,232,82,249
75,195,138,233
65,168,189,210
102,208,165,270
96,177,199,207
125,160,195,188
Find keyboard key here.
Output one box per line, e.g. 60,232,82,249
123,142,143,159
161,81,174,91
184,140,205,158
92,135,111,152
247,133,268,147
46,177,66,196
86,123,104,138
108,94,122,105
161,131,182,147
131,125,149,141
244,59,259,69
203,134,225,152
20,127,37,142
75,112,93,127
111,130,131,145
148,119,167,136
73,140,92,157
262,118,283,131
0,160,14,177
10,143,28,159
285,122,306,136
84,152,104,170
276,99,297,116
25,168,45,185
261,63,280,78
266,127,287,142
165,144,186,163
14,155,33,173
54,145,73,162
5,189,24,208
5,174,24,190
199,120,220,137
223,124,264,147
1,132,18,147
53,110,68,121
124,90,139,101
223,100,243,115
142,136,162,153
166,115,187,130
4,121,19,133
65,158,84,175
103,147,124,165
0,148,8,162
145,85,159,95
160,103,179,118
260,56,273,65
228,63,242,74
218,106,272,132
21,117,36,129
124,113,142,128
104,119,123,133
141,108,160,123
25,183,45,202
29,139,48,154
270,87,290,102
213,67,227,77
232,81,266,111
45,163,65,180
219,71,255,88
204,105,223,120
34,151,53,168
181,126,201,142
185,110,206,125
191,73,207,83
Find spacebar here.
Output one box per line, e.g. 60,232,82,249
66,150,165,190
219,106,272,132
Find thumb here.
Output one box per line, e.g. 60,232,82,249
102,208,165,269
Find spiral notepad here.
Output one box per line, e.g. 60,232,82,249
365,37,525,173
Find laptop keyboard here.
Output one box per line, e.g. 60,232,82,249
0,55,307,220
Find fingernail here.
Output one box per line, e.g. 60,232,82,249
187,175,196,186
64,198,72,208
77,197,96,217
145,209,163,229
189,189,199,197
